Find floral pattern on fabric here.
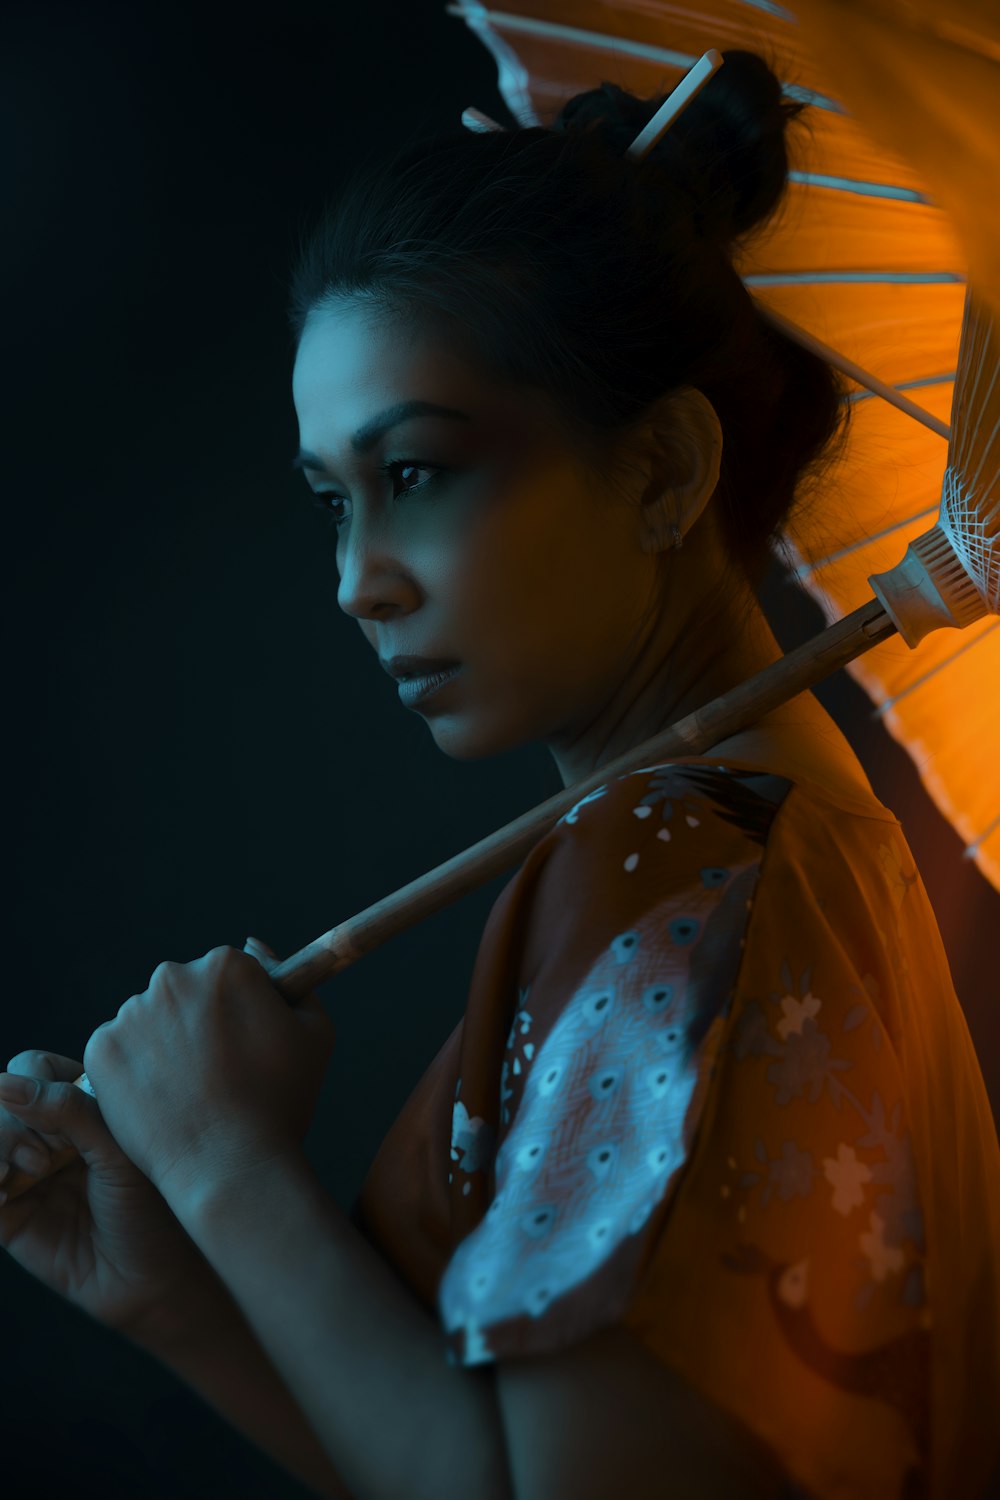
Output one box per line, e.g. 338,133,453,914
707,943,932,1487
727,961,928,1317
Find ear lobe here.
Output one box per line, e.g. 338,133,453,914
638,490,687,554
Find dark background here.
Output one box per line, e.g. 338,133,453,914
3,3,997,1496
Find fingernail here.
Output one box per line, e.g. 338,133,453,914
13,1144,49,1174
246,936,276,958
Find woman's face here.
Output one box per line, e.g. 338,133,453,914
291,299,732,786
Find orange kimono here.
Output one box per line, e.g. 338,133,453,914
352,757,1000,1499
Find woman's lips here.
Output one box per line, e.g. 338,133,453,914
396,663,463,709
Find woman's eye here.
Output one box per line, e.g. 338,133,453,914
310,459,441,529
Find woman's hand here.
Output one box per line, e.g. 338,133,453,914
80,936,337,1210
0,1048,232,1341
0,940,335,1341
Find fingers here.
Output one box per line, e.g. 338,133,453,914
243,935,279,976
0,1070,116,1168
0,1108,56,1176
6,1051,86,1085
244,935,276,959
240,938,331,1047
2,1054,88,1161
241,940,331,1039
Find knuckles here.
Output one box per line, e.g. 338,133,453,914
203,945,261,984
208,944,250,970
85,948,260,1074
146,947,249,990
83,1021,121,1072
149,959,180,987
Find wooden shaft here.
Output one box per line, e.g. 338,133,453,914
5,595,895,1204
264,596,895,999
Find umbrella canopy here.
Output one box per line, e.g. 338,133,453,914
788,0,1000,329
446,0,1000,893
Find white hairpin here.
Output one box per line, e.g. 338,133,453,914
461,48,725,158
461,105,505,133
626,50,724,159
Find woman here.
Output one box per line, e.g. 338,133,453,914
1,47,998,1500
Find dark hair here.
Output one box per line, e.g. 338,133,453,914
286,47,852,591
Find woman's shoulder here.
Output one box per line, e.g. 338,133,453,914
689,696,898,822
595,747,895,829
546,711,899,917
649,753,897,824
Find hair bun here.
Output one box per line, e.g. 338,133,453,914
554,49,807,253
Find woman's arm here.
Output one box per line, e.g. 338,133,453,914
159,1151,512,1500
122,1268,354,1499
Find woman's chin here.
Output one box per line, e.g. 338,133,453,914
425,709,536,762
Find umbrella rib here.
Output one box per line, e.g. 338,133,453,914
791,505,939,579
745,272,963,285
788,171,934,204
752,303,953,440
736,0,798,22
444,5,847,113
871,619,1000,716
952,315,1000,505
965,814,1000,863
846,372,956,405
445,5,699,70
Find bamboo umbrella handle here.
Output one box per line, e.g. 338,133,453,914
3,596,896,1204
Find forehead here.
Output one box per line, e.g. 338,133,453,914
291,299,558,454
294,302,483,413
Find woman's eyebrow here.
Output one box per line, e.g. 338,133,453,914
290,400,472,473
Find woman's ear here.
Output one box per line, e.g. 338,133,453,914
636,386,723,554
